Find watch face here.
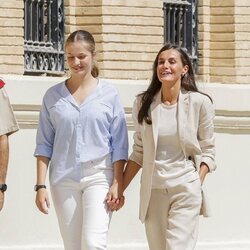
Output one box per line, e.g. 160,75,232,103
0,184,7,192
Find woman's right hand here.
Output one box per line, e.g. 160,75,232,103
35,189,50,214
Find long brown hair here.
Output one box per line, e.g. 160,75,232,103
65,30,99,77
138,43,211,124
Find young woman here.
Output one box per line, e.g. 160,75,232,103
123,43,216,250
34,30,128,250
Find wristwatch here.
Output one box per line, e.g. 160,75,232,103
0,184,7,192
34,184,46,191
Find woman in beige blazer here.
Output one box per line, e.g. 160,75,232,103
123,43,216,250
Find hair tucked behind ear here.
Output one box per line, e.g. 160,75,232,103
137,43,212,124
65,30,99,77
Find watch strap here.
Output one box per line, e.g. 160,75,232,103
34,184,46,191
0,184,7,192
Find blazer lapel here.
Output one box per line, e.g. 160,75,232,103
177,89,189,156
150,90,162,151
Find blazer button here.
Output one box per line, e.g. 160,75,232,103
188,156,192,160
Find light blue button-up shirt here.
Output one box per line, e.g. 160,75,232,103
34,79,128,184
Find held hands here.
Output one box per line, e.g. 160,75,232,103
35,189,50,214
106,180,125,212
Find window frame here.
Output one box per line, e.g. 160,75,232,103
24,0,65,75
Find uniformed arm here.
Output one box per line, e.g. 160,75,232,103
0,86,19,211
0,135,8,211
0,135,8,184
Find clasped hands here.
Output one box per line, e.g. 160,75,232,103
106,181,125,212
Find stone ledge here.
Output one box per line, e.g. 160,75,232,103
4,76,250,133
12,105,250,134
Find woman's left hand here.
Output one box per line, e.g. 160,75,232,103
199,163,209,185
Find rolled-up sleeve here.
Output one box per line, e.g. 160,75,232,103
110,94,128,163
198,96,216,172
34,97,55,159
129,98,143,167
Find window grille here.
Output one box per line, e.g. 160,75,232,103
163,0,198,73
24,0,64,75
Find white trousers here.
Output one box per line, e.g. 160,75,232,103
145,178,202,250
50,162,113,250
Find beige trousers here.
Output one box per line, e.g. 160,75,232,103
144,178,202,250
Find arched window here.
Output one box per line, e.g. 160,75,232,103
24,0,64,75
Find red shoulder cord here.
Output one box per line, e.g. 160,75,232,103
0,79,5,89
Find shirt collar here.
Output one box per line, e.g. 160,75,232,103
61,78,102,108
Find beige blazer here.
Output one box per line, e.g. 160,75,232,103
129,89,216,222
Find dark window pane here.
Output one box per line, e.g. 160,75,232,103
24,0,65,75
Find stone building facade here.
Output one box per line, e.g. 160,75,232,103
1,0,250,83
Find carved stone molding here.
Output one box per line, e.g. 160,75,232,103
14,105,250,134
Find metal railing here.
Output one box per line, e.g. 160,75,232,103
163,0,198,73
24,0,64,75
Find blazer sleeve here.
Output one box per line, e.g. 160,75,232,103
129,97,143,167
198,96,216,172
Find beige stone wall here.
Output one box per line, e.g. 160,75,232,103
199,0,250,84
2,0,250,84
198,0,236,83
65,0,164,79
0,1,24,75
198,0,211,82
235,0,250,84
209,0,236,83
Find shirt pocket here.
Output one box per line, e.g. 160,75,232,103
86,101,113,127
49,103,78,129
